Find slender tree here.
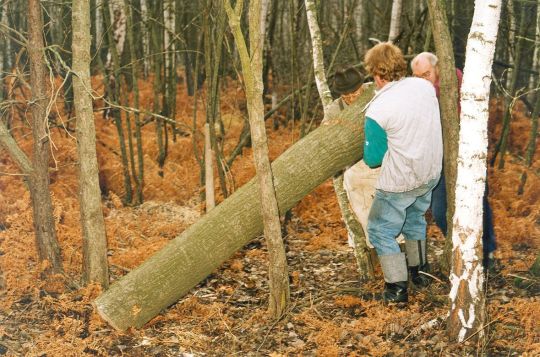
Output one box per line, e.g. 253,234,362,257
447,0,501,342
204,123,215,211
492,3,528,169
124,0,144,203
518,91,540,194
27,0,63,274
388,0,403,42
305,0,374,280
72,0,109,288
426,0,460,272
529,2,540,102
224,0,290,319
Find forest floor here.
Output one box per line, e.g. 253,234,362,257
0,77,539,356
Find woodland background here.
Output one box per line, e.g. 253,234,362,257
0,0,539,355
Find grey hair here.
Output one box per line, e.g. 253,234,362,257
411,52,439,70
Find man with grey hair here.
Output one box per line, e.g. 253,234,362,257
410,52,497,270
410,52,439,86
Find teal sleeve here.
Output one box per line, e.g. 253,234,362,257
363,117,388,168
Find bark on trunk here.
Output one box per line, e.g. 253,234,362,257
493,4,527,169
529,3,540,102
204,123,215,211
225,0,290,319
305,0,374,280
426,0,460,273
73,0,109,288
94,84,375,331
304,0,332,113
447,0,501,342
0,123,34,176
28,0,63,274
388,0,403,42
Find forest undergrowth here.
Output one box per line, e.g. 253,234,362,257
0,77,538,356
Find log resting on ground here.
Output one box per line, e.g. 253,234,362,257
94,85,375,330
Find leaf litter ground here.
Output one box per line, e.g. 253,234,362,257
0,78,538,356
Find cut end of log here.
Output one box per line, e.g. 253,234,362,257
93,299,123,331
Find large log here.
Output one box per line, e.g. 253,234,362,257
94,85,375,330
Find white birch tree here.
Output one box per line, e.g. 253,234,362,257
448,0,502,342
304,0,333,114
304,0,374,280
388,0,403,42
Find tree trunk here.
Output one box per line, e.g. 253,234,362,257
529,2,540,103
224,0,289,319
518,90,540,194
388,0,403,42
0,123,34,176
150,1,166,177
204,1,229,199
447,0,501,342
426,0,460,273
28,0,63,275
305,0,374,280
72,0,109,288
492,3,527,169
101,0,133,204
204,123,215,211
94,84,376,331
124,0,144,204
304,0,332,113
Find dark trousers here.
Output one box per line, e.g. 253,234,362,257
431,174,497,257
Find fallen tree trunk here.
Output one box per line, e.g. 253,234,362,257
94,85,375,330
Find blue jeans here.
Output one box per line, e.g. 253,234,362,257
431,174,496,255
367,178,440,256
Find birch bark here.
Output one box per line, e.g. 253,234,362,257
304,0,374,280
304,0,332,114
388,0,403,42
447,0,501,342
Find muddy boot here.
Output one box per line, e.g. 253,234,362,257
379,253,408,303
405,239,431,288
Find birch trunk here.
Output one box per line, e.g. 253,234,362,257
73,0,109,288
304,0,332,113
354,0,365,55
388,0,403,42
305,0,374,280
224,0,290,318
447,0,501,342
28,0,63,275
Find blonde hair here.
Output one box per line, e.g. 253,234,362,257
364,42,407,82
